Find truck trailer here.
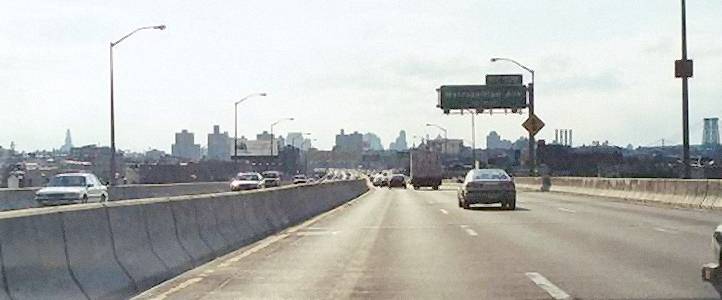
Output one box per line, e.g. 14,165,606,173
410,147,443,190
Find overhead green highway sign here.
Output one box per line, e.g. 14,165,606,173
437,84,527,113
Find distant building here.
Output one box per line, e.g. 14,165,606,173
300,138,313,151
257,131,273,141
232,132,285,157
389,130,408,151
703,118,720,146
426,136,463,155
287,132,308,149
59,129,73,153
144,149,166,161
363,133,384,151
334,129,363,153
486,131,512,149
69,144,121,182
171,129,201,161
207,125,230,161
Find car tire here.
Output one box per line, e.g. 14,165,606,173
82,195,88,204
413,185,419,190
462,199,470,209
432,186,439,190
507,199,516,210
100,194,107,202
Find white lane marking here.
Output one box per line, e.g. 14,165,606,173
458,225,477,236
296,230,339,236
149,277,204,300
464,228,478,236
653,227,677,234
557,207,576,213
439,209,449,215
525,272,572,300
218,233,289,268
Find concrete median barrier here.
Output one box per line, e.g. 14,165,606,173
194,197,230,256
0,212,81,300
518,176,722,209
0,182,230,213
63,207,137,300
0,179,368,299
107,203,170,292
142,202,193,278
170,199,215,265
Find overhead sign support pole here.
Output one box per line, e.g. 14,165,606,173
528,80,536,176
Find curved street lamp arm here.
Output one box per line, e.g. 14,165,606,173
112,25,166,47
491,57,535,80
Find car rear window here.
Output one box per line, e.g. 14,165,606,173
469,170,509,180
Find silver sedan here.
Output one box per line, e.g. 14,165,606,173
457,169,516,210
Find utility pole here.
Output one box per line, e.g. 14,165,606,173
677,0,693,179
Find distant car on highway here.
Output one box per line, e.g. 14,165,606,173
230,172,264,191
35,173,108,205
261,171,282,188
292,174,309,184
372,174,385,187
458,169,516,210
702,225,722,288
388,174,407,189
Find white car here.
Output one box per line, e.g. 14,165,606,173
35,173,108,205
292,175,309,184
230,172,265,191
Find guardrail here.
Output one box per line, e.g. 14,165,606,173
0,179,368,299
514,176,722,208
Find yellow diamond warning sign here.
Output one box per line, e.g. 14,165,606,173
522,114,545,136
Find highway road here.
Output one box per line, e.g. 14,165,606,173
136,185,722,299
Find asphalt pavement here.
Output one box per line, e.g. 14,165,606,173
136,184,722,299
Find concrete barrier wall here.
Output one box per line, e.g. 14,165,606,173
0,179,368,299
0,182,230,212
514,176,722,209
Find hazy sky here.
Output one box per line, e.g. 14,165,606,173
3,1,722,152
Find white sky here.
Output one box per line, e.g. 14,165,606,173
2,1,722,152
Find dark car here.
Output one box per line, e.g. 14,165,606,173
262,171,282,188
388,174,407,189
458,169,516,210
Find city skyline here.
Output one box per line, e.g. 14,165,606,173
2,1,722,152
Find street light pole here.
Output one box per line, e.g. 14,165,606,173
233,93,267,161
490,57,536,175
680,0,691,179
109,24,165,185
471,111,476,168
425,123,448,155
461,109,477,168
270,118,294,156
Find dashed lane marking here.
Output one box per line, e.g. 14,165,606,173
464,228,478,236
653,227,678,234
557,207,576,213
439,209,449,214
459,225,478,236
525,272,572,300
